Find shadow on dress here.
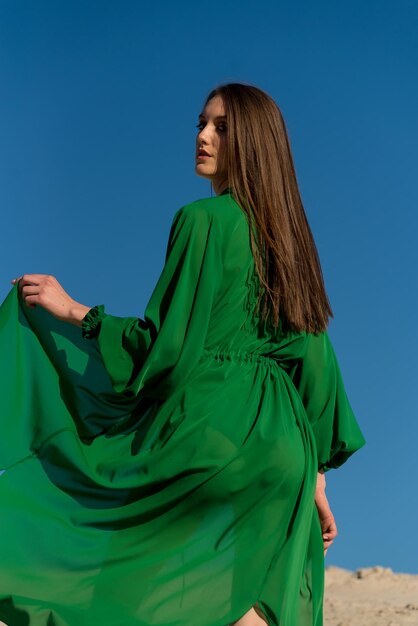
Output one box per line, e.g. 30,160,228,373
0,597,30,625
15,300,163,515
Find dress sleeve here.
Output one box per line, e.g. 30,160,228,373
289,330,366,472
82,205,222,399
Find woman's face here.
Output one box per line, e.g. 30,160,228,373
195,95,229,194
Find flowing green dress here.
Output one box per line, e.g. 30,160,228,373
0,188,365,626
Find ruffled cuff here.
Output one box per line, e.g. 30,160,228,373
81,304,106,339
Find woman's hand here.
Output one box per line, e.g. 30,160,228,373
315,470,338,556
11,274,91,327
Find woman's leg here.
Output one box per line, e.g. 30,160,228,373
230,606,268,625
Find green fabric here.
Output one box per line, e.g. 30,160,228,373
0,189,366,626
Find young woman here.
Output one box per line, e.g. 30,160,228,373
1,83,365,626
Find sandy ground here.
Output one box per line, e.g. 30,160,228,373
325,566,418,626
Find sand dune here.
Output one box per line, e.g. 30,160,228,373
325,566,418,626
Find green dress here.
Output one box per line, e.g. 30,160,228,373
0,188,365,626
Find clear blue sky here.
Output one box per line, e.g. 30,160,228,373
1,0,417,574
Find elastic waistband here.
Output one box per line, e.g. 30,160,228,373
201,347,276,366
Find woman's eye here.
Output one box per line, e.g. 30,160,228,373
196,122,227,132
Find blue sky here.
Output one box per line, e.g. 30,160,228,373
0,0,417,573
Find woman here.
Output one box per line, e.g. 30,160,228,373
0,83,365,626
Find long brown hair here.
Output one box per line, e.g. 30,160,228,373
203,82,333,334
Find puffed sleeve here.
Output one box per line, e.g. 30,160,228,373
290,330,366,472
82,205,222,400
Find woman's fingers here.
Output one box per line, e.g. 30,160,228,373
12,274,51,286
21,286,39,307
324,532,336,553
11,276,25,285
20,274,46,282
315,496,338,554
17,274,47,286
13,274,53,298
323,519,338,541
12,276,32,288
21,278,55,307
22,297,37,308
21,285,39,295
324,532,335,556
322,518,337,555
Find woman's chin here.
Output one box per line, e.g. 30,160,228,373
194,166,213,180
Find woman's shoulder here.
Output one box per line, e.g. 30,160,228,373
175,192,245,229
178,193,243,219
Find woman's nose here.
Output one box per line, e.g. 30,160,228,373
198,128,210,145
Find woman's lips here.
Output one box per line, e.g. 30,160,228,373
196,154,211,160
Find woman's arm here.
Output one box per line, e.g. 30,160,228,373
289,330,366,472
315,469,337,555
12,204,224,401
